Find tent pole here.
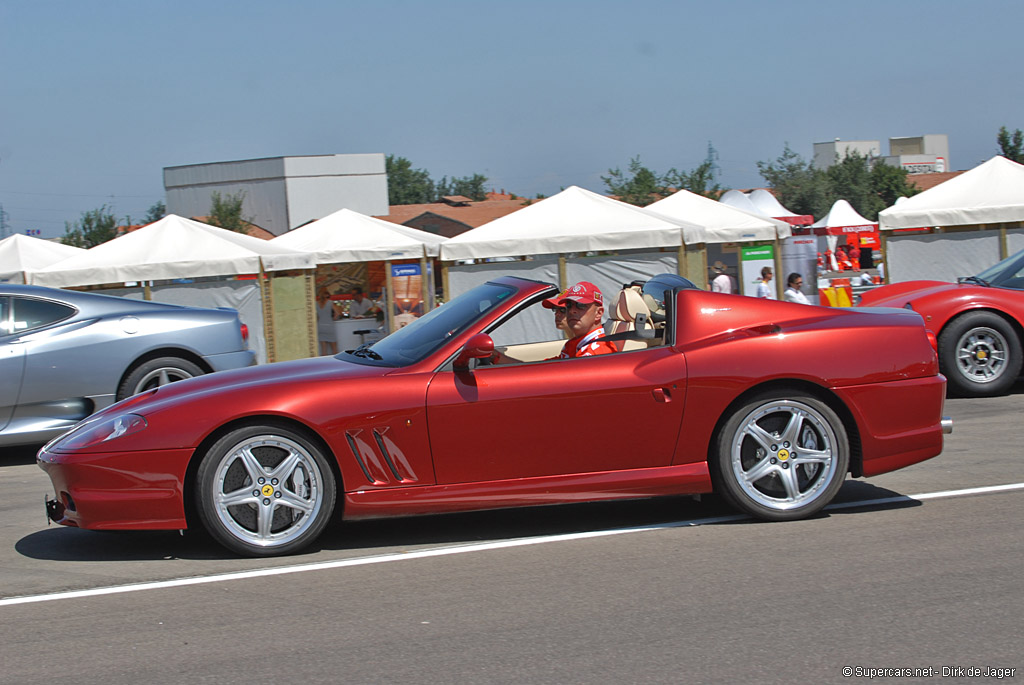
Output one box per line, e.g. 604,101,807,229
558,255,567,291
385,260,396,333
880,232,890,284
258,259,274,363
773,239,783,300
999,224,1008,260
677,245,687,279
143,281,152,301
441,262,450,303
420,256,430,313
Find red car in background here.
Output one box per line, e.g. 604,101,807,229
39,274,950,557
859,249,1024,397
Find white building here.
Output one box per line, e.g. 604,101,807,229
813,139,881,170
881,134,949,174
164,154,388,236
813,135,950,175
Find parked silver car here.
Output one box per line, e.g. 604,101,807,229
1,285,255,447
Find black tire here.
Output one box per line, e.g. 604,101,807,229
117,356,204,400
711,390,849,521
938,311,1022,397
195,425,336,557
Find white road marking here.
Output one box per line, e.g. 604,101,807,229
3,481,1023,608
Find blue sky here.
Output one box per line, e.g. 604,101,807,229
2,0,1021,239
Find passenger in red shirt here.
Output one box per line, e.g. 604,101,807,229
555,281,616,358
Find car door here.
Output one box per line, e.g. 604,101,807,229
425,346,687,485
6,295,80,408
0,296,26,431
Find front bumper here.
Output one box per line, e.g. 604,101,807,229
38,445,194,530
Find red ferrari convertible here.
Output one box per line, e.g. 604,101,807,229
859,249,1024,397
39,274,950,557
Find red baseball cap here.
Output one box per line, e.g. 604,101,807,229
558,281,603,306
542,289,568,310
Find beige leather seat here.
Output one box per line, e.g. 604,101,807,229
603,286,654,351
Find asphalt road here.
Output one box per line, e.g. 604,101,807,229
1,391,1022,684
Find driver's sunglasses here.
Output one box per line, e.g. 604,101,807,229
565,300,595,312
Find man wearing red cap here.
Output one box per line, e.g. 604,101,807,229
555,281,616,359
541,289,572,337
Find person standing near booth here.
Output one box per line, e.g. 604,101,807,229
755,267,775,299
348,286,374,318
784,273,810,304
711,262,734,294
316,288,338,355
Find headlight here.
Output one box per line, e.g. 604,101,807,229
52,414,148,451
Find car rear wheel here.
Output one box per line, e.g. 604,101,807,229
117,356,204,400
712,390,849,521
196,425,336,557
938,311,1022,397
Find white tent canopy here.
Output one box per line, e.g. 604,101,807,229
879,155,1024,230
0,234,85,283
647,188,791,242
271,208,445,262
719,189,767,215
747,189,804,220
31,214,314,288
811,199,876,232
439,186,701,261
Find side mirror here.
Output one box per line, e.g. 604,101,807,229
454,333,494,370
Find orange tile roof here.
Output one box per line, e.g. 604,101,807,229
906,171,966,192
375,198,529,233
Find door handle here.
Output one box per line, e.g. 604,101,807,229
652,387,671,402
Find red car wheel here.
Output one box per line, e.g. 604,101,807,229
938,311,1022,397
713,391,849,521
196,425,337,557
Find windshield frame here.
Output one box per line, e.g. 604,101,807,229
339,281,525,368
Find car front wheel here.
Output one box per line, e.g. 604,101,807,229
712,391,849,521
196,425,337,557
938,311,1022,397
117,356,204,400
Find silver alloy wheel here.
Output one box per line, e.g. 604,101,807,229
954,325,1009,384
729,399,840,511
210,434,325,549
131,365,196,393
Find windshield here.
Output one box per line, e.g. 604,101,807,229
970,249,1024,290
343,282,517,366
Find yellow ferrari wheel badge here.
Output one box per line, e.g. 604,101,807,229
977,349,988,360
261,484,275,497
777,449,790,461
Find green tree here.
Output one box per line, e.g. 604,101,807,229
997,126,1024,163
601,156,665,206
757,144,831,218
61,205,118,248
826,151,880,218
207,190,249,232
144,201,166,224
758,145,920,221
438,173,489,201
386,155,436,205
664,143,723,199
868,161,920,218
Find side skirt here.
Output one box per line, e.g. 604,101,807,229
342,462,712,519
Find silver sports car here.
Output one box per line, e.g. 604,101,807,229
1,285,255,447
